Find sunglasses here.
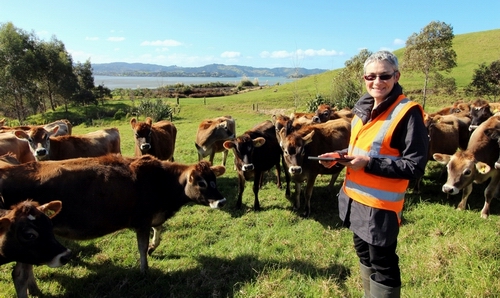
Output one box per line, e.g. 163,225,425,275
363,72,397,81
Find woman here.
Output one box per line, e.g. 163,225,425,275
319,51,429,297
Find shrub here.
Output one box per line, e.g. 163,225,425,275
136,99,173,122
114,109,126,120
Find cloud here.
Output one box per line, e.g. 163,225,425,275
107,37,125,42
260,49,341,59
140,39,183,47
86,37,99,41
393,38,405,45
220,51,241,58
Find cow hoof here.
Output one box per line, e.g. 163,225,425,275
480,213,489,219
147,246,156,256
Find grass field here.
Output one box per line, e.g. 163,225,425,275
0,29,499,297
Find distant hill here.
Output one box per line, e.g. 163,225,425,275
91,62,328,78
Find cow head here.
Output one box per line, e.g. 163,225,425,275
184,161,227,208
280,128,315,175
484,127,500,169
14,126,59,161
223,135,265,172
0,200,71,267
130,117,153,154
469,100,492,131
272,114,293,144
433,151,492,195
315,104,334,123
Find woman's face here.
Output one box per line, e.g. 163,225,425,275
364,60,400,102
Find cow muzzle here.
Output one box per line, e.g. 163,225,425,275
442,184,459,195
289,166,302,175
242,164,254,171
209,198,227,208
140,143,151,152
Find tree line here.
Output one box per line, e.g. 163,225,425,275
0,22,111,123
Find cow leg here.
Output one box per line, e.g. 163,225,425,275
457,184,473,210
282,155,291,198
135,227,151,273
148,225,163,255
481,175,500,219
221,150,228,166
12,262,39,298
275,162,282,189
327,171,342,191
236,174,246,209
303,175,319,217
252,171,263,211
209,150,216,165
292,180,302,211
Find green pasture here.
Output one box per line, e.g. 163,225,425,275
0,29,499,297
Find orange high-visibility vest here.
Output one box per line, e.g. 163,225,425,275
343,95,423,224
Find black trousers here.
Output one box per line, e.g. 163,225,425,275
353,233,401,287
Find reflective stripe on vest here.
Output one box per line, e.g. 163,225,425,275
343,95,422,223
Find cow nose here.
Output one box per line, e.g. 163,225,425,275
210,198,226,208
442,185,457,194
140,144,151,151
289,166,302,174
242,164,254,171
36,148,47,156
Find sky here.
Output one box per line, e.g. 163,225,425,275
1,0,499,70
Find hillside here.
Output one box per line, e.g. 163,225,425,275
92,62,328,78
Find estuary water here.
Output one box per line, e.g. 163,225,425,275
94,75,296,90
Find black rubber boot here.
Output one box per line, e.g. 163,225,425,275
369,274,400,298
359,263,375,298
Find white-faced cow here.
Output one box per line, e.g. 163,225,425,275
223,120,290,211
279,118,351,217
0,133,36,164
0,154,226,273
14,127,121,161
195,116,235,166
433,114,500,218
0,200,71,298
130,117,177,161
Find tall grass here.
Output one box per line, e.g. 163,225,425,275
0,30,499,297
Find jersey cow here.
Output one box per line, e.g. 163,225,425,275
130,117,177,161
314,104,354,123
195,116,235,166
433,114,500,218
0,119,72,137
223,120,290,211
0,200,71,298
279,118,351,217
0,133,36,164
14,127,121,161
0,154,226,273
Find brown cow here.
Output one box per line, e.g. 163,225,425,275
314,104,354,123
279,118,351,217
433,114,500,218
195,116,235,166
223,120,290,211
14,127,121,161
130,117,177,161
0,133,36,163
468,99,500,131
0,200,71,298
0,119,72,137
0,154,226,273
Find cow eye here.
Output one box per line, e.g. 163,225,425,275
21,229,38,242
463,169,472,176
198,180,208,188
210,181,216,188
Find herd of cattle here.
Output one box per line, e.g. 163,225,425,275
0,97,500,296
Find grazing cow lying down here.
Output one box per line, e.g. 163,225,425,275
0,200,71,298
0,154,226,273
195,116,235,166
15,126,121,161
131,117,177,161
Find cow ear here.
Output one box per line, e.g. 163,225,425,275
253,137,266,147
0,217,11,234
48,125,59,136
38,200,62,219
14,130,29,140
145,117,153,125
302,131,315,144
130,118,137,128
433,153,451,165
476,162,491,174
210,165,226,177
223,140,234,150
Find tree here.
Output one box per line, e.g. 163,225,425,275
0,22,39,122
73,59,97,106
465,60,500,101
402,21,457,109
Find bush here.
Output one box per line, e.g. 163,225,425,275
114,109,126,120
136,99,173,122
306,94,330,112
